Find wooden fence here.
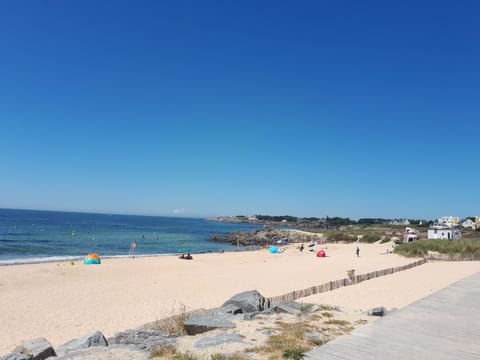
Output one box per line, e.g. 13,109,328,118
267,259,427,303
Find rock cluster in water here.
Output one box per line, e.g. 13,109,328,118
209,228,319,246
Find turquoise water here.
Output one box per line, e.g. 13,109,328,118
0,208,262,265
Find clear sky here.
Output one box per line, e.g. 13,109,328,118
0,1,478,220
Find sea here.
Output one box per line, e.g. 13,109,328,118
0,208,263,266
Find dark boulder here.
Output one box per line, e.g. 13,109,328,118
222,290,269,313
368,306,387,317
13,338,55,360
184,310,236,335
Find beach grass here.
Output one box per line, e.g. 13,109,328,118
148,303,192,335
244,314,351,360
394,239,480,260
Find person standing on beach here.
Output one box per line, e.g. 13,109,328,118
356,246,360,257
129,240,137,258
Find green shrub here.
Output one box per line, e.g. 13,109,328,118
283,347,308,359
360,234,381,243
326,232,356,242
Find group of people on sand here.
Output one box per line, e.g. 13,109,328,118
130,238,194,260
297,242,362,258
130,237,363,260
179,253,193,260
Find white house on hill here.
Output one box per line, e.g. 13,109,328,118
428,227,462,240
459,218,475,229
435,216,460,228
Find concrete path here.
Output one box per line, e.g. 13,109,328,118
305,272,480,360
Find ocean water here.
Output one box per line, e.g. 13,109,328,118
0,209,262,265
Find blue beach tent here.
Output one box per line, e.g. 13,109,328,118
83,253,101,265
269,245,279,254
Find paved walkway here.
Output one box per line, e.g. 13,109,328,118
306,272,480,359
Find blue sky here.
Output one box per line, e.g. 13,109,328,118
0,1,478,219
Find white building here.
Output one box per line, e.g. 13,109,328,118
435,216,460,228
403,227,419,243
427,227,462,240
459,218,475,229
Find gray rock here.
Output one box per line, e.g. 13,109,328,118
269,300,318,315
55,344,149,360
109,329,176,351
304,332,322,341
270,300,302,309
271,304,300,315
222,290,268,313
13,338,55,360
184,310,236,335
194,333,245,348
0,352,33,360
216,303,243,315
368,306,387,317
243,312,259,320
261,329,276,336
56,331,108,357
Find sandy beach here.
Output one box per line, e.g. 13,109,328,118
1,242,479,355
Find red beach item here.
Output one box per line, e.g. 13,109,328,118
316,250,326,257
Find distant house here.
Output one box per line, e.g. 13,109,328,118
391,219,411,226
459,218,475,229
434,216,460,228
427,227,462,240
403,227,418,243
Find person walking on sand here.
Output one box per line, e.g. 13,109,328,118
129,240,137,258
356,246,360,257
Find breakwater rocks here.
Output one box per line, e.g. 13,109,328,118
0,331,152,360
0,291,319,360
209,228,319,246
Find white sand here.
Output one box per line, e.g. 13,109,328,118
303,260,480,311
0,242,478,355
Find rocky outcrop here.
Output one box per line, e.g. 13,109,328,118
210,228,318,247
1,290,323,359
183,290,320,336
56,331,108,357
13,338,55,360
